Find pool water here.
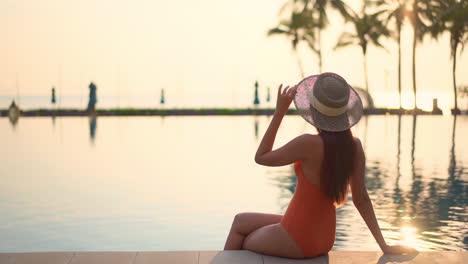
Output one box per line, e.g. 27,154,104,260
0,115,466,252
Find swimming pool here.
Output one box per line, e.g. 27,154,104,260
0,115,466,252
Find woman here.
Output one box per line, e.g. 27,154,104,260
224,72,416,258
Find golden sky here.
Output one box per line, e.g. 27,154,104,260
2,0,467,110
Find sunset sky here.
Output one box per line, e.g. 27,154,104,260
2,0,467,110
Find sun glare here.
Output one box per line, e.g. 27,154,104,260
400,226,420,250
373,91,452,113
405,1,413,13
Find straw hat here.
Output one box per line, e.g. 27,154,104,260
293,72,363,132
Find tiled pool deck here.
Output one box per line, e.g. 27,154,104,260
0,251,466,264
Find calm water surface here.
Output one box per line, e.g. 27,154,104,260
0,115,467,252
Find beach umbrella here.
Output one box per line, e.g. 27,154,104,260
160,88,165,105
253,81,260,105
51,87,56,104
266,86,271,102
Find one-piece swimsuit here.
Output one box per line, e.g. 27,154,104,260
280,161,336,257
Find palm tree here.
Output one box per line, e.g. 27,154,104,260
426,0,468,114
407,0,429,110
376,0,407,109
268,11,310,78
303,13,324,73
334,4,390,96
305,0,351,72
270,0,350,75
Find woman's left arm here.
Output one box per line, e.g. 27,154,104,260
255,84,311,166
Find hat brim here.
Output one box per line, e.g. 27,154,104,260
293,75,363,132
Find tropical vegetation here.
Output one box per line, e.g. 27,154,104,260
334,3,390,94
375,0,407,109
425,0,468,113
268,0,350,76
268,0,468,113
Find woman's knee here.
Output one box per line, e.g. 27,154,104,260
231,212,284,237
231,212,252,234
232,212,247,225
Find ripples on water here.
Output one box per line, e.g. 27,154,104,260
0,115,467,252
268,115,467,251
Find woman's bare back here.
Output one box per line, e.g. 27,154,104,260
299,134,362,187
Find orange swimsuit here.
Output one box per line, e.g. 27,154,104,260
280,161,336,257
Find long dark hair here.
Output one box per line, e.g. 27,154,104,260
318,129,356,206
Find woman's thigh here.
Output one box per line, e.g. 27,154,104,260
242,223,304,259
232,212,283,236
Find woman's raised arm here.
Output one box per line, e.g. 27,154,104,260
255,84,304,166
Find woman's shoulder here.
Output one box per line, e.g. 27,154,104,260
299,133,322,143
352,137,363,148
295,133,323,150
352,137,364,159
295,133,361,150
353,136,362,145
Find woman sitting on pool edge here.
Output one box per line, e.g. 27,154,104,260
224,72,417,258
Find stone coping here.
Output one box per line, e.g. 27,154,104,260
0,250,466,264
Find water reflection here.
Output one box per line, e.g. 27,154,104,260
89,115,97,143
254,117,259,140
449,115,457,181
269,115,467,251
1,115,466,252
8,115,19,128
270,169,296,211
393,115,403,205
401,114,421,250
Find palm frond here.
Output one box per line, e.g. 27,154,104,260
267,27,289,36
334,32,358,50
330,0,352,20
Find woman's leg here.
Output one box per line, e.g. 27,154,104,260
224,212,282,250
243,223,304,258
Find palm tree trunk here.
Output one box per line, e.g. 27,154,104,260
452,43,458,113
398,28,402,109
294,48,305,78
412,29,417,110
318,29,323,73
363,50,369,95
